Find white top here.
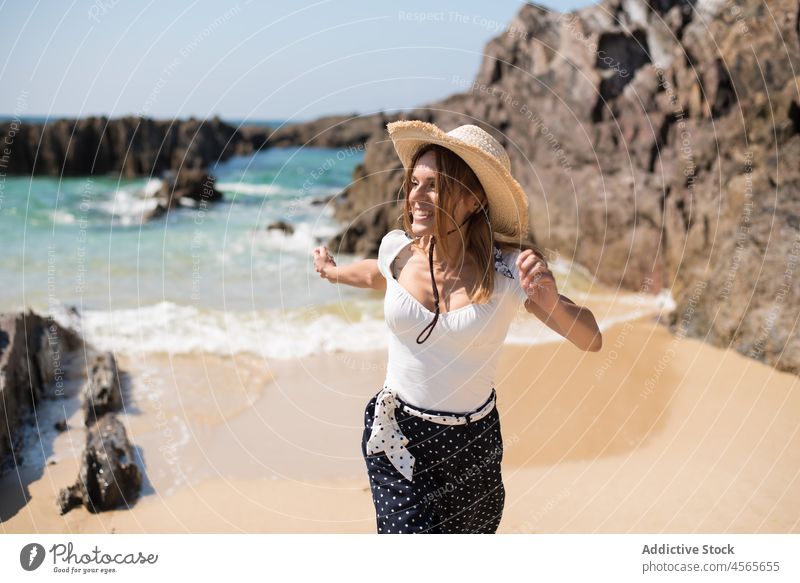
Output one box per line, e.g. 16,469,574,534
377,229,529,413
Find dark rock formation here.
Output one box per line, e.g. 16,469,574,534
310,193,337,206
0,310,141,514
266,220,295,235
0,113,381,178
145,167,223,220
323,0,800,375
255,112,396,149
82,352,123,427
0,115,241,178
0,311,81,471
57,413,141,514
157,168,223,205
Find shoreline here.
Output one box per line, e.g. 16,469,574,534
2,314,798,533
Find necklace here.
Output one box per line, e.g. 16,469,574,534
416,204,489,344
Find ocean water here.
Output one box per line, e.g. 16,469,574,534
0,145,675,358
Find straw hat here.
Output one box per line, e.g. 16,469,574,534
386,120,529,241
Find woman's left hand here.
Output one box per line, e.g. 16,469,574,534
516,250,559,312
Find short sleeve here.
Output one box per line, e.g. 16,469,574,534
377,229,411,279
501,247,530,306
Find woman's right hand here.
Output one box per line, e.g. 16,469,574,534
313,246,337,280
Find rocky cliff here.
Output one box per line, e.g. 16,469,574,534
327,0,800,375
0,115,243,178
0,113,390,178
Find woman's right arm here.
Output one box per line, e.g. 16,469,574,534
312,246,387,291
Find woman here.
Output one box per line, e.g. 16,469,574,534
312,121,602,533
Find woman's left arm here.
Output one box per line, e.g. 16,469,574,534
516,249,603,352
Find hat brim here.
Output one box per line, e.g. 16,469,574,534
386,120,529,240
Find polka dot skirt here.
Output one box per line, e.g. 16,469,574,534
361,389,506,534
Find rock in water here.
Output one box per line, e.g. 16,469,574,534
145,167,223,220
58,413,141,514
82,352,123,426
266,219,294,235
156,167,223,206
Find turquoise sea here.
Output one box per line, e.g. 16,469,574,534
0,136,675,358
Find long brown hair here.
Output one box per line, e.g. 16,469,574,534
397,144,546,304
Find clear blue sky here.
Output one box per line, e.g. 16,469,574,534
0,0,593,122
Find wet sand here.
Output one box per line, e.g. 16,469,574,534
2,316,799,533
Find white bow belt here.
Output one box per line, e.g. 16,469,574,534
365,385,497,482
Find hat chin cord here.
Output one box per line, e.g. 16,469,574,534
415,203,489,344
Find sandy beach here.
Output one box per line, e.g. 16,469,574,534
1,0,799,547
2,308,798,534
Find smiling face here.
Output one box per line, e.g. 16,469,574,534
406,148,478,239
